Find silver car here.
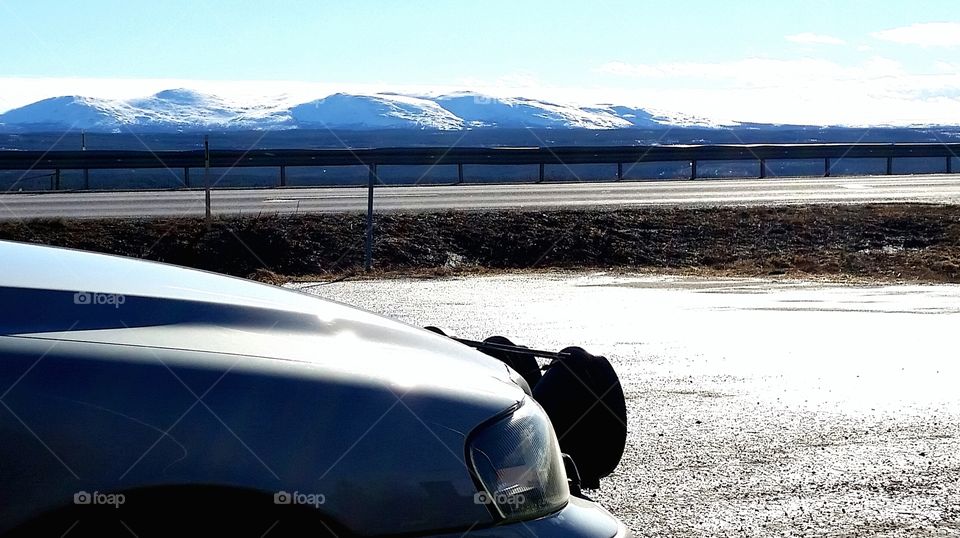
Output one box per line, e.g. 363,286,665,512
0,240,630,537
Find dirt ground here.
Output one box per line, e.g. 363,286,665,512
1,204,959,283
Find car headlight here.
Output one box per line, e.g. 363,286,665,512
468,398,569,521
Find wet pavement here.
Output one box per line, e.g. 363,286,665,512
295,273,960,537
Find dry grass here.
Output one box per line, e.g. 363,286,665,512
2,204,958,283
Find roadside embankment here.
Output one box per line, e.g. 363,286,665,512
2,204,958,283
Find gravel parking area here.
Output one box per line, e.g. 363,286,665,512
296,273,960,537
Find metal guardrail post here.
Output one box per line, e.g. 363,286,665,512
204,136,212,223
617,163,623,181
280,165,287,187
948,156,953,174
538,163,545,183
184,167,191,188
886,156,894,175
759,159,766,179
458,163,464,184
81,131,89,190
824,158,831,177
54,169,60,190
364,164,377,271
690,160,698,180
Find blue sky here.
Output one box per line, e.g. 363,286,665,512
1,1,959,124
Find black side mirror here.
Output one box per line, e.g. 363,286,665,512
533,347,627,489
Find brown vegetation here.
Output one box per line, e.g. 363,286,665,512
2,204,958,283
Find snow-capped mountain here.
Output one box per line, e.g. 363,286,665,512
290,93,464,130
0,89,291,132
125,89,290,129
433,93,634,129
0,96,139,130
0,89,679,132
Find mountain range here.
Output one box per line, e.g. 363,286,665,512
0,89,708,133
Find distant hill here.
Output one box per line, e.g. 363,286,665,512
3,87,958,138
0,89,694,133
0,89,291,132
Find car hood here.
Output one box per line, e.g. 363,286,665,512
0,241,534,535
0,240,522,406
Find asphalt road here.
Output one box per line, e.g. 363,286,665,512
3,174,960,220
297,273,960,537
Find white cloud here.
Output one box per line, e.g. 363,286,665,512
596,57,904,87
872,22,960,47
595,56,960,126
786,33,847,46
